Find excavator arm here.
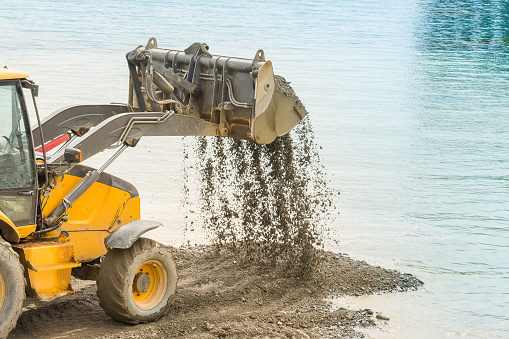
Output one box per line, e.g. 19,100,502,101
47,111,219,163
35,38,307,229
32,103,133,147
34,38,307,164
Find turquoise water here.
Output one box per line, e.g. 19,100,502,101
2,0,509,337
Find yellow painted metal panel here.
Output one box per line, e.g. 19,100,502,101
16,225,36,238
12,240,80,300
36,173,141,262
67,196,140,262
68,230,109,262
0,67,29,80
0,209,20,243
41,175,140,231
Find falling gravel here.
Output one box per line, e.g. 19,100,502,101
182,76,335,278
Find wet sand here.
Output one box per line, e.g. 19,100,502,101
10,245,422,339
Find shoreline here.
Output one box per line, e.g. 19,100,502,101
10,245,422,338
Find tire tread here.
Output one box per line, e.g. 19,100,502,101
0,237,25,339
96,238,177,324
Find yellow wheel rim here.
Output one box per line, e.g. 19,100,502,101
0,272,5,310
132,260,167,310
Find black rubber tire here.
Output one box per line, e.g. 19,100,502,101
0,237,25,339
96,238,178,324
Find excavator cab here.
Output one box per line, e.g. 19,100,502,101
0,71,38,241
0,69,40,338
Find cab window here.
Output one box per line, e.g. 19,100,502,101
0,83,36,225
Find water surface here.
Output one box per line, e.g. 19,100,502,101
1,1,508,337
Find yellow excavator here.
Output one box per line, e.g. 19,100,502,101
0,38,306,337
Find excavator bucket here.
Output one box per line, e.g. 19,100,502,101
127,38,307,144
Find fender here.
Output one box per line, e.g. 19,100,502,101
0,210,20,243
104,220,161,249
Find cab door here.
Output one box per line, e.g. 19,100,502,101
0,80,37,228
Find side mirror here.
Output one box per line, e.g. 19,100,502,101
31,84,39,97
64,148,82,164
21,80,39,97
